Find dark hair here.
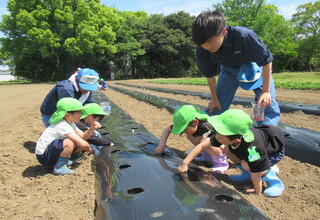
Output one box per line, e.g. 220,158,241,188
192,10,226,45
67,110,81,114
226,134,242,141
92,114,104,121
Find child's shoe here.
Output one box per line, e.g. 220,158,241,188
53,157,75,175
261,169,284,197
70,152,85,161
210,154,229,174
67,160,76,166
229,164,251,182
271,164,280,173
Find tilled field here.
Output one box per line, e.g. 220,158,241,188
0,81,319,220
104,80,320,220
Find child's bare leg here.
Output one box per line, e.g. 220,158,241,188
60,139,77,157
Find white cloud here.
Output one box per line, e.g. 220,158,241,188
277,4,298,19
140,0,218,16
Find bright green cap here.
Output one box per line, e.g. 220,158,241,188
80,103,108,119
49,98,87,125
207,109,254,142
172,105,209,135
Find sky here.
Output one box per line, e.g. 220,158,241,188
0,0,317,69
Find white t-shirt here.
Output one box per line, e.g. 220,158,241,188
35,120,80,155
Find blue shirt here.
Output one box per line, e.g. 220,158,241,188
196,26,273,77
40,80,94,116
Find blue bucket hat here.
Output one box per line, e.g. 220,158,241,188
76,68,99,91
237,62,263,90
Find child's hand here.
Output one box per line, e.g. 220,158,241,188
177,164,188,172
244,186,257,194
92,121,101,129
155,146,164,155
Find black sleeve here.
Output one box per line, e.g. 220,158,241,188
87,136,113,146
75,121,88,132
210,136,221,147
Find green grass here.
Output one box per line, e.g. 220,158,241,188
150,72,320,90
0,79,32,85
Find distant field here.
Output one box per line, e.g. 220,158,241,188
150,72,320,90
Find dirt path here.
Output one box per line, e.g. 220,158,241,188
0,81,319,220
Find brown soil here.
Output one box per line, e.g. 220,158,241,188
0,81,319,220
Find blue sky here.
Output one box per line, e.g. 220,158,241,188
0,0,317,19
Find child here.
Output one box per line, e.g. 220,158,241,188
35,97,94,175
155,105,229,174
76,103,114,155
178,109,285,197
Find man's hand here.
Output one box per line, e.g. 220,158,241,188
258,92,271,108
207,99,221,115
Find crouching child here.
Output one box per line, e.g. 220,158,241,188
178,109,285,197
76,103,114,155
35,98,94,175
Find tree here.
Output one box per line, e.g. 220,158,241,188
0,0,121,81
251,4,298,71
292,1,320,71
111,11,149,79
213,0,265,27
139,11,195,78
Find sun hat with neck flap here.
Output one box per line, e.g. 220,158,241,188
49,97,88,125
80,103,108,119
172,105,209,135
208,109,254,142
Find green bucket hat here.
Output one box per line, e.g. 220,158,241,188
207,109,254,142
49,98,87,125
172,105,209,135
80,103,108,119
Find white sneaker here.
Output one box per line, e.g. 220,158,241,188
271,165,280,173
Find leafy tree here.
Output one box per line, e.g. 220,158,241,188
213,0,299,71
111,11,149,79
140,11,195,78
213,0,265,27
251,4,298,71
0,0,121,81
292,1,320,71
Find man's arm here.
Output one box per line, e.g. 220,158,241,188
259,62,272,108
207,77,221,114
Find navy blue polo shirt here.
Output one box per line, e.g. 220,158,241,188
196,26,273,77
40,80,94,116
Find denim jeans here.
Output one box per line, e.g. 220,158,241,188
209,65,280,126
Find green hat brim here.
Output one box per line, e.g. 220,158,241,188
172,110,209,135
49,106,88,125
208,115,254,142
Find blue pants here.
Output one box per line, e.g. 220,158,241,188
42,114,51,128
210,65,280,126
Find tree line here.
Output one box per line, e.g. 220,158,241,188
0,0,319,81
